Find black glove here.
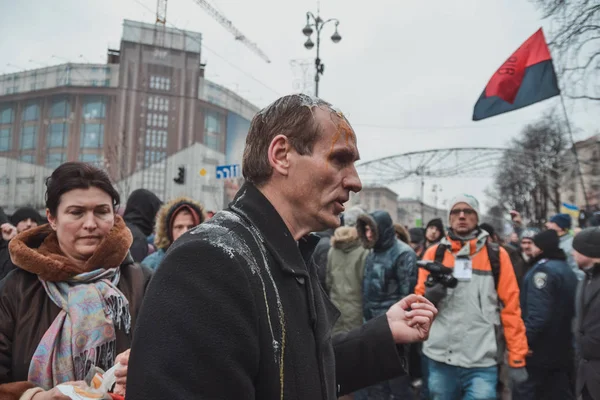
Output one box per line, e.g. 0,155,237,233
424,283,447,306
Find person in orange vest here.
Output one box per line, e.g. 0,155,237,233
415,194,529,400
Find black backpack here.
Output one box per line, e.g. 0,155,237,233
434,242,501,289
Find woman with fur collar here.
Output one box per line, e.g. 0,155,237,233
141,197,205,271
0,162,152,400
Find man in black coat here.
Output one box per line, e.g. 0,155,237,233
127,94,437,400
573,227,600,400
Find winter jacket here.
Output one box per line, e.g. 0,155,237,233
576,264,600,399
357,211,418,321
504,243,529,288
141,196,205,271
314,229,334,291
326,226,368,334
141,248,166,271
123,189,162,263
126,183,408,400
0,222,152,398
560,233,585,280
416,231,528,369
0,240,14,281
520,251,577,368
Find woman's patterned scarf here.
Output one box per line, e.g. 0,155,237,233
27,267,131,389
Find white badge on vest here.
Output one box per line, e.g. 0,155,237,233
453,257,473,281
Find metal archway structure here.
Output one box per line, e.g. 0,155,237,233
355,147,583,186
356,147,506,186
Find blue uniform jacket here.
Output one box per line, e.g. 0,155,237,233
521,255,578,368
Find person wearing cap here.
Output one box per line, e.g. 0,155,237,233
409,227,426,259
425,218,445,249
0,208,45,281
520,229,537,263
512,230,578,400
141,196,205,271
572,227,600,400
547,213,584,280
416,194,529,399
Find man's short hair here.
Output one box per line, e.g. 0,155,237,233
242,94,333,186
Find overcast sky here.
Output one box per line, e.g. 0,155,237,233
0,0,597,212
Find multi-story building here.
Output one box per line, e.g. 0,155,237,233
348,186,400,222
397,198,447,228
0,19,259,212
561,135,600,211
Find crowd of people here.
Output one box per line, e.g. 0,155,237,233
0,93,598,400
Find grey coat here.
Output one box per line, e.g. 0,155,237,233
576,264,600,400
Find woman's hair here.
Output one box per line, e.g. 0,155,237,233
45,162,120,216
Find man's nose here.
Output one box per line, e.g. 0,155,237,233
345,167,362,193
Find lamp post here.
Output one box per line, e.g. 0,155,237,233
302,12,341,97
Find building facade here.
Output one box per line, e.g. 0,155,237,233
348,186,400,223
560,135,600,211
0,19,259,212
397,198,447,228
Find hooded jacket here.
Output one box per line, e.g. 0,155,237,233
123,189,163,263
416,230,528,369
141,197,205,271
326,226,369,335
357,211,418,321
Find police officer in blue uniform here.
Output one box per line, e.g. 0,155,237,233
513,229,578,400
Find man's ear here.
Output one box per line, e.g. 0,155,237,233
267,135,291,177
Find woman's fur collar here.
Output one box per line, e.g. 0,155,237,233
8,215,133,282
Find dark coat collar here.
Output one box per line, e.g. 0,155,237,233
228,183,320,277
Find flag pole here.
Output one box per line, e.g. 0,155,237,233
559,93,590,212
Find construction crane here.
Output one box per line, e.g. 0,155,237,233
156,0,167,25
190,0,271,63
154,0,271,63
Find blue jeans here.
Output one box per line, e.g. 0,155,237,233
425,356,497,400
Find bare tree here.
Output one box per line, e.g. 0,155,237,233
490,113,569,225
531,0,600,100
104,130,133,200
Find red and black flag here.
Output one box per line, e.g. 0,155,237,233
473,28,560,121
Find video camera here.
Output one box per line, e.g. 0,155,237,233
417,260,458,289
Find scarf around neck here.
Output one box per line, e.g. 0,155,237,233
442,228,489,258
8,215,133,389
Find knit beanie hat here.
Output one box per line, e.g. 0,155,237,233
448,194,480,222
533,230,560,254
426,218,445,236
409,227,425,244
573,227,600,258
550,213,572,230
10,207,44,226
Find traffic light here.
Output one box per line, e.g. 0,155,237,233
174,166,185,184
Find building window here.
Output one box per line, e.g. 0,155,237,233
0,176,9,186
22,104,40,121
80,123,104,148
50,98,69,119
0,128,11,151
145,129,167,148
0,107,13,124
79,153,102,166
48,123,69,148
20,154,35,164
46,152,66,169
149,76,171,91
144,150,166,167
16,177,35,184
20,126,37,150
205,135,220,151
83,96,106,120
205,111,222,134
